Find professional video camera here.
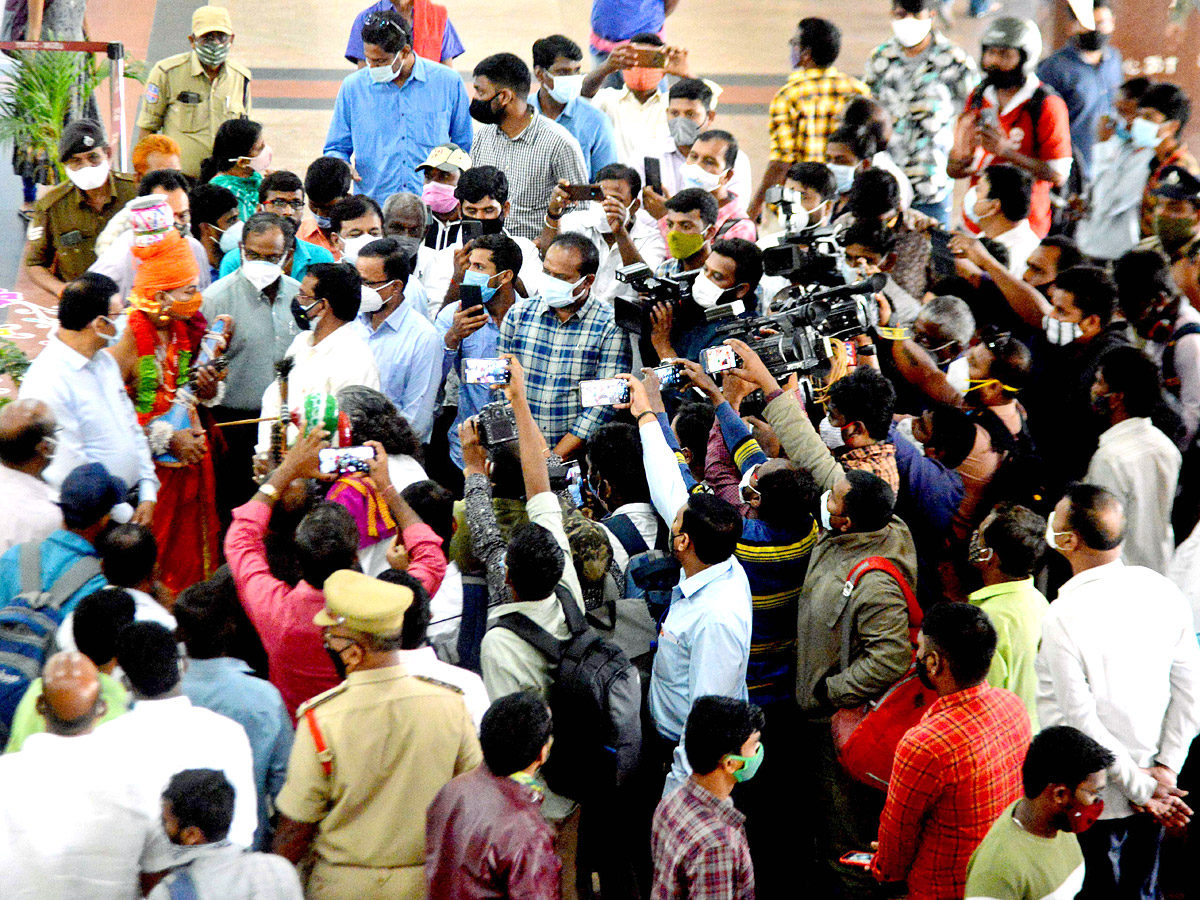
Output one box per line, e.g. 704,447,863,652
761,225,846,289
612,262,697,335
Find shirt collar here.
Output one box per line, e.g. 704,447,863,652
968,577,1035,604
1059,559,1125,595
679,556,735,599
48,333,93,371
533,92,577,122
183,656,253,676
359,298,412,332
680,776,746,827
345,663,409,685
927,681,992,715
409,55,429,84
1099,416,1150,443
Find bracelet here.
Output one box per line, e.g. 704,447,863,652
875,326,911,342
257,483,280,502
544,214,562,227
636,411,658,424
857,344,878,358
383,484,400,499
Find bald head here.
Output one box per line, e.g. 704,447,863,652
36,651,104,736
0,399,56,473
1063,483,1125,551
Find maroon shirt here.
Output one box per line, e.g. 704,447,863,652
425,767,561,900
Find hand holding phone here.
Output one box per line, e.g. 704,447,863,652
318,445,376,475
631,46,667,68
652,362,686,389
463,357,511,386
643,157,663,195
838,851,875,869
701,345,739,375
579,377,631,407
563,184,606,203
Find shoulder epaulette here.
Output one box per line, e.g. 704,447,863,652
154,52,190,72
295,680,349,716
413,674,465,695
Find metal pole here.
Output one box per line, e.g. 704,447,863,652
107,42,128,173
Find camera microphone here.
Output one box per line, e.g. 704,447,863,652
803,274,887,303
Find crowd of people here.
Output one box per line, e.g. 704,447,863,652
4,0,1200,898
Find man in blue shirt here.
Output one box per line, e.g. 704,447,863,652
344,0,465,66
531,35,618,180
217,171,335,282
435,233,524,468
589,0,682,64
324,9,472,203
1036,0,1122,178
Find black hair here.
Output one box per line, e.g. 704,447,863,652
117,621,180,698
1022,725,1116,798
330,195,383,234
307,262,362,321
188,184,238,239
843,469,896,532
304,157,353,206
294,502,360,588
982,502,1046,577
1055,265,1118,325
1119,76,1152,103
928,406,977,469
163,769,235,843
757,464,819,530
980,164,1033,222
96,523,157,587
673,400,716,466
665,187,719,227
0,407,55,465
336,386,422,459
473,233,524,279
711,238,763,292
980,236,1010,270
480,690,553,776
138,168,190,197
242,211,296,250
456,165,509,206
669,77,714,110
1063,482,1125,550
797,17,842,68
828,367,896,440
695,129,739,170
200,118,262,182
474,52,532,98
841,96,892,148
589,423,651,503
506,522,566,602
684,695,766,775
1097,346,1162,419
72,587,136,668
58,272,118,330
377,569,432,649
827,124,879,163
1140,83,1191,131
628,32,666,46
920,600,997,687
402,480,455,551
361,8,412,54
681,494,741,564
786,162,838,202
1114,248,1176,320
173,580,234,660
986,334,1032,391
357,236,413,284
548,232,600,278
842,220,897,258
259,170,303,202
847,168,900,221
594,163,642,199
894,0,939,13
1039,235,1085,274
532,34,582,70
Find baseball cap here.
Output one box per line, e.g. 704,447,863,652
1152,166,1200,202
314,570,413,633
58,463,127,529
416,143,472,175
59,120,108,162
192,5,234,37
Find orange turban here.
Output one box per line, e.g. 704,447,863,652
130,230,201,317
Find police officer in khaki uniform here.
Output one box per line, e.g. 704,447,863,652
24,120,137,298
134,5,252,179
273,569,482,900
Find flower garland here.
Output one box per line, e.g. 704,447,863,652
128,309,193,425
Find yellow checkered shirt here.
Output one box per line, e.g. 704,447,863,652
768,66,870,164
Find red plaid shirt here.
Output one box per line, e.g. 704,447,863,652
651,778,755,900
872,683,1031,900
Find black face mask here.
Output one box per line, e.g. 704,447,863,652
465,214,506,236
1075,31,1109,52
469,96,504,126
395,235,421,265
291,295,312,331
325,644,351,681
983,65,1025,90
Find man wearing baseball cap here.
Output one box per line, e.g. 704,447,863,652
273,569,481,900
24,120,137,299
135,5,252,179
1140,165,1200,263
417,143,471,250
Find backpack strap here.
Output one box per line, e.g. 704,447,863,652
304,708,334,776
17,543,42,598
166,869,200,900
40,555,103,612
554,583,589,637
1164,322,1200,388
603,514,651,557
839,556,921,671
491,611,568,662
715,218,747,239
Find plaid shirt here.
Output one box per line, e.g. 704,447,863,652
836,441,900,493
651,778,755,900
872,683,1031,900
768,66,869,164
499,292,631,445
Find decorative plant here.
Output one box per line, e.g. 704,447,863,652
0,338,30,408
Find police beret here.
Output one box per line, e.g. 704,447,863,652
58,120,108,161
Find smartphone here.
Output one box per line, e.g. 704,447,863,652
701,345,738,374
643,157,663,195
463,357,511,386
653,363,685,389
318,445,375,475
564,461,583,508
579,378,631,407
631,46,667,68
928,228,956,279
980,104,1000,130
839,851,875,869
460,283,484,312
459,219,483,244
563,184,605,203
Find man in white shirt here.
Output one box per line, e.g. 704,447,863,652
965,164,1040,277
1086,347,1182,574
1036,484,1200,900
256,262,380,455
20,273,159,525
0,399,62,553
0,652,159,900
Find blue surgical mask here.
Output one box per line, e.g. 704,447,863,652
1130,117,1162,150
540,273,586,308
827,163,857,195
462,268,500,304
314,214,332,231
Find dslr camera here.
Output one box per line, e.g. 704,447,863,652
477,401,518,447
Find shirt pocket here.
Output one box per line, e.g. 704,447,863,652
168,91,208,135
401,106,452,150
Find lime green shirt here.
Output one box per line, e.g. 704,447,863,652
968,577,1048,730
965,801,1085,899
4,672,129,753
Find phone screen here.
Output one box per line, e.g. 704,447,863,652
459,284,484,312
564,462,583,508
318,446,375,475
644,157,663,194
463,357,511,386
579,378,631,408
839,852,875,869
653,363,684,389
702,346,737,374
633,47,667,68
459,220,483,244
565,184,605,202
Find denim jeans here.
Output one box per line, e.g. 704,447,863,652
1077,815,1165,900
912,195,952,227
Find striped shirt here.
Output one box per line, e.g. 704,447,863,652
768,66,870,164
651,777,754,900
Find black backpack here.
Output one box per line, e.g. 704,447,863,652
602,513,678,624
490,585,642,801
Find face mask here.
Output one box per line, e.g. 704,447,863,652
692,272,732,309
680,163,723,193
324,643,351,680
464,215,505,236
66,159,111,192
1129,117,1162,150
962,186,980,225
983,65,1025,90
593,200,627,235
245,145,273,173
1045,510,1072,551
547,73,584,105
541,273,586,308
827,162,857,195
291,294,313,331
1112,119,1130,142
394,235,421,265
94,316,122,346
892,16,932,48
967,529,994,565
1154,216,1198,254
819,416,845,450
339,233,378,264
368,54,401,84
818,489,835,531
1043,314,1083,347
242,258,283,291
669,116,702,149
1075,31,1109,52
622,67,662,93
1065,798,1105,833
463,268,500,304
218,219,243,255
314,213,332,231
422,180,459,215
728,742,765,783
194,41,230,68
360,285,384,314
738,464,761,504
469,96,505,125
779,192,810,232
667,230,706,260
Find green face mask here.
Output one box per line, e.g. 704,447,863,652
667,230,706,260
195,41,230,68
1155,215,1198,254
728,742,764,783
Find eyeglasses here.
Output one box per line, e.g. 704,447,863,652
265,198,305,212
981,326,1012,353
243,248,290,265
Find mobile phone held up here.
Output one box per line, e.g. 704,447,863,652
579,378,631,408
631,46,667,68
838,852,875,869
459,219,484,244
318,445,375,475
701,345,738,375
643,156,663,195
463,357,511,386
563,184,606,203
459,284,485,312
653,363,686,389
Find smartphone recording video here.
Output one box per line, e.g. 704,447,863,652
702,345,738,374
463,357,511,386
579,378,631,407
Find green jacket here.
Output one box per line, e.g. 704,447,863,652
968,578,1048,730
5,671,128,752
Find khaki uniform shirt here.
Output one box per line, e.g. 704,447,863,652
24,173,137,282
136,51,252,178
276,666,481,898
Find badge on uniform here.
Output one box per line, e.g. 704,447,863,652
82,135,94,148
145,82,159,104
25,223,43,242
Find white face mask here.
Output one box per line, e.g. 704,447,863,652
1042,314,1083,346
242,258,282,290
680,162,723,193
1129,116,1162,150
594,200,627,235
691,272,730,309
339,233,378,264
818,489,835,531
828,163,857,195
218,219,244,255
359,285,384,314
738,464,761,503
368,53,402,84
66,159,111,192
541,273,586,308
962,185,980,225
891,16,932,48
819,416,845,450
94,315,122,347
547,73,584,104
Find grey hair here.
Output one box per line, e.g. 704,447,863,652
383,191,426,223
917,295,975,348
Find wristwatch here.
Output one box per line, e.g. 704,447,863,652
857,344,878,358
